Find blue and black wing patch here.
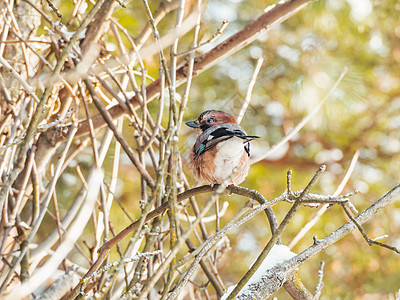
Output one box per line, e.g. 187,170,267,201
193,124,259,157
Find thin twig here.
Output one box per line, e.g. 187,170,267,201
237,57,263,125
135,0,180,49
289,150,360,248
50,165,64,241
226,165,326,299
84,78,155,188
251,67,348,164
176,20,229,57
0,57,40,103
80,80,110,256
313,261,325,300
45,0,63,19
341,204,400,254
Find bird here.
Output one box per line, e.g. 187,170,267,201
186,110,259,186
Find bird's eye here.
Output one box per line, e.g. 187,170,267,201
207,117,215,124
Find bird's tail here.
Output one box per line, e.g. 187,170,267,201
240,135,260,142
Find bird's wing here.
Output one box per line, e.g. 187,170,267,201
194,123,259,156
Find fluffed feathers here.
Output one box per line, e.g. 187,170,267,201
186,110,259,185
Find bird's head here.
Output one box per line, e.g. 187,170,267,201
185,110,237,131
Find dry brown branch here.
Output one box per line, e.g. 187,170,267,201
283,271,314,300
2,0,397,299
231,183,400,299
80,0,117,56
0,0,108,219
227,165,327,299
66,184,273,299
55,0,314,141
289,150,360,248
341,203,400,254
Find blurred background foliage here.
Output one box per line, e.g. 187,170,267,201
48,0,400,298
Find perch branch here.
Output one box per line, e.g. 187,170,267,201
66,184,277,299
233,183,400,299
227,165,326,299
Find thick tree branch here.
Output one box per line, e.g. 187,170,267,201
283,271,314,300
233,184,400,299
67,174,358,300
66,184,272,299
56,0,313,140
227,165,326,299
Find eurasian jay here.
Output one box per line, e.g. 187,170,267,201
186,110,259,185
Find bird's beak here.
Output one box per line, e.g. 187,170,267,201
185,121,201,128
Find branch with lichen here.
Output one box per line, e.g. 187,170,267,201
228,183,400,299
66,165,365,299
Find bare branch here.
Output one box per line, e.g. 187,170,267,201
59,0,315,140
341,203,400,254
227,165,326,299
237,57,263,125
289,150,360,248
233,184,400,299
0,57,40,103
313,261,325,300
